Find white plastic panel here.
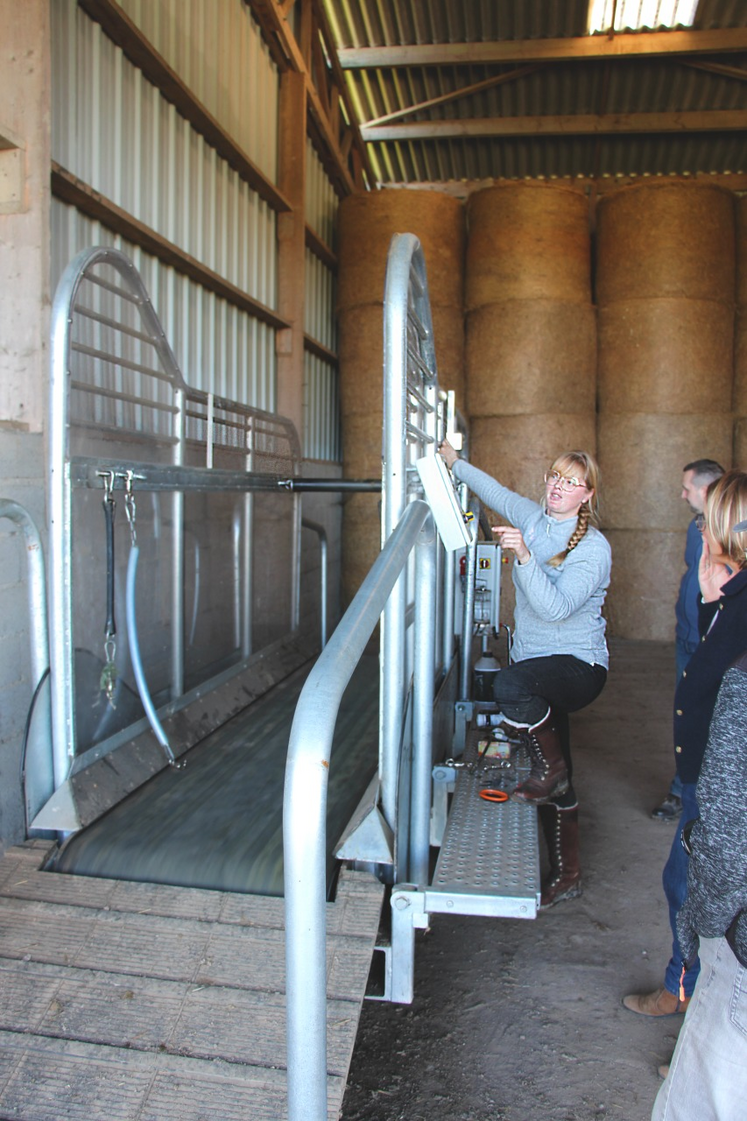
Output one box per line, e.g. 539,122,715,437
416,455,470,552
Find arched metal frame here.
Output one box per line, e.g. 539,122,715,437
48,247,302,788
284,233,463,1121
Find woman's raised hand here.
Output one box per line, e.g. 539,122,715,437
438,438,459,470
492,525,531,566
699,537,732,602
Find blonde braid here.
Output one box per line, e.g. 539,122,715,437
548,502,591,568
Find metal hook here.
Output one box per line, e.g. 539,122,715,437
123,470,138,546
97,469,116,505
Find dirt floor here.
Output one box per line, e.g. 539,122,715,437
341,638,682,1121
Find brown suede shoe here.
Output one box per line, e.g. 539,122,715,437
658,1064,670,1080
622,987,690,1016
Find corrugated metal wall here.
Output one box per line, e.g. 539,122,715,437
118,0,278,182
50,0,342,457
304,141,341,460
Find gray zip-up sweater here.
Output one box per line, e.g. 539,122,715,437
677,652,747,968
452,459,611,669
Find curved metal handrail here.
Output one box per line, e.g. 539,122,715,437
284,499,432,1121
0,500,52,820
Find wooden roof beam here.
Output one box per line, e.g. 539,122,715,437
248,0,375,193
364,64,543,128
362,110,747,142
338,28,747,69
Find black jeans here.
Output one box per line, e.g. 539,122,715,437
493,654,607,809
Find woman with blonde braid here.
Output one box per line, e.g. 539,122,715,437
439,440,611,908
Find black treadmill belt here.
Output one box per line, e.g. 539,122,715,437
51,656,379,896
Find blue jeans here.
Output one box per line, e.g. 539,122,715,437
663,781,700,997
667,641,697,801
653,937,747,1121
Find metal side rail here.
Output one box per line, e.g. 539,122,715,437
386,756,540,1005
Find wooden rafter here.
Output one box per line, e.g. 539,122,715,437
681,59,747,83
364,64,544,128
248,0,375,194
361,110,747,142
337,28,747,69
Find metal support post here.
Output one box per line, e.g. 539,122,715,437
409,516,437,886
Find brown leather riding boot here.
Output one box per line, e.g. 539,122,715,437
510,709,569,805
538,804,582,909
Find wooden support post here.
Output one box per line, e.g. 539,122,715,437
276,69,307,444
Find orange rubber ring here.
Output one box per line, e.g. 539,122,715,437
479,788,508,803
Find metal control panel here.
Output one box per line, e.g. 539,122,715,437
454,540,501,635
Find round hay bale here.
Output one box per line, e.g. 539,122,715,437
737,196,747,307
596,181,735,306
466,300,596,417
338,190,465,313
598,412,734,530
604,529,686,641
338,304,384,419
735,310,747,418
341,492,382,606
598,298,734,415
470,414,597,509
339,303,464,419
431,304,465,413
341,412,383,479
465,182,591,310
734,417,747,470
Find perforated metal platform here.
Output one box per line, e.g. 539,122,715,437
430,761,540,920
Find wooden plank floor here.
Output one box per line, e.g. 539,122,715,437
0,842,384,1120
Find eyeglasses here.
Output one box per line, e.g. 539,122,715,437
544,471,587,492
695,514,706,531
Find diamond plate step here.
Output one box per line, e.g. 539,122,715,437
429,765,540,920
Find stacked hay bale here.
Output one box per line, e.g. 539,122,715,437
735,197,747,468
464,182,596,624
337,190,465,603
596,181,735,640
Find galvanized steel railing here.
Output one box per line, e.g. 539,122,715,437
284,498,434,1120
284,234,460,1121
48,247,302,781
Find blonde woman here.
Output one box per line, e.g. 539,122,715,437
439,439,611,908
625,470,747,1020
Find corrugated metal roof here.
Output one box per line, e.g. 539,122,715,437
322,0,747,185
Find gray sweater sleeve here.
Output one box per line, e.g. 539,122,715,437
513,536,611,622
677,657,747,966
451,459,540,529
453,458,611,622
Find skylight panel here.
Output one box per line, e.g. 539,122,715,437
587,0,699,33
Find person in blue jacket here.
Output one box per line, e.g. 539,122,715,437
439,439,611,908
625,470,747,1019
653,459,724,822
